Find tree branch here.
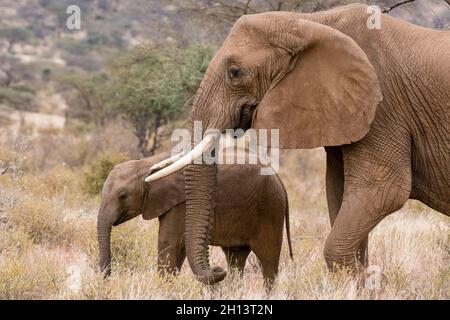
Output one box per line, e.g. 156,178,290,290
382,0,416,13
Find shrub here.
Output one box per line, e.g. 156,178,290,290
0,135,28,183
0,86,36,111
83,152,128,196
20,165,82,199
0,225,33,255
110,219,158,273
7,196,78,246
0,247,66,299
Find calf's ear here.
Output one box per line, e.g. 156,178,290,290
141,172,185,220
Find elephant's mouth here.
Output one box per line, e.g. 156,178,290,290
235,102,258,131
113,209,141,226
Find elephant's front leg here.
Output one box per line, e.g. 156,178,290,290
325,146,368,267
324,137,412,272
157,241,185,276
323,189,393,272
157,207,186,276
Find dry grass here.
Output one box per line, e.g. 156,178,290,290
0,130,449,300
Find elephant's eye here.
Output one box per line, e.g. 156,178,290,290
118,190,127,201
227,66,241,81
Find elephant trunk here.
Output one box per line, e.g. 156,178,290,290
184,162,226,284
182,79,227,284
97,204,113,277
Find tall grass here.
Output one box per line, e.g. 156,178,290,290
0,129,449,300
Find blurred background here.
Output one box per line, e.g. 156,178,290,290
0,0,449,167
0,0,449,299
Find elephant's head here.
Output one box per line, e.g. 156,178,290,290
97,153,185,276
145,11,381,284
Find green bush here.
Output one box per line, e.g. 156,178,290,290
83,152,128,196
0,87,36,110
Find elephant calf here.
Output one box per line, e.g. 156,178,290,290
97,151,292,285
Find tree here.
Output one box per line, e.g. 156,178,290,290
60,72,115,128
0,86,35,110
177,0,356,40
0,27,32,53
110,44,213,156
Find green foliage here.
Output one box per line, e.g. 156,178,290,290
0,27,32,45
83,152,128,196
60,71,114,126
112,43,212,117
180,44,214,96
0,86,35,111
59,38,92,56
86,31,124,48
108,43,213,156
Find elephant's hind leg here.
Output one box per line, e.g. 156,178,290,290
252,241,282,290
222,246,251,276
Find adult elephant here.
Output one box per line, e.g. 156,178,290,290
146,4,450,284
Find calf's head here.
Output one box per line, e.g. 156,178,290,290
97,155,184,276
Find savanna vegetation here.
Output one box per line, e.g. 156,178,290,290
0,0,449,299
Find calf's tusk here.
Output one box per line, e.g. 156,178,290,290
149,152,184,172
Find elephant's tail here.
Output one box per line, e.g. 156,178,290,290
276,174,293,260
285,194,293,260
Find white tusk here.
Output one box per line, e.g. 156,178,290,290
150,152,184,172
145,134,217,183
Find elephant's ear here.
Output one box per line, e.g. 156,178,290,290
248,13,382,148
141,172,185,220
